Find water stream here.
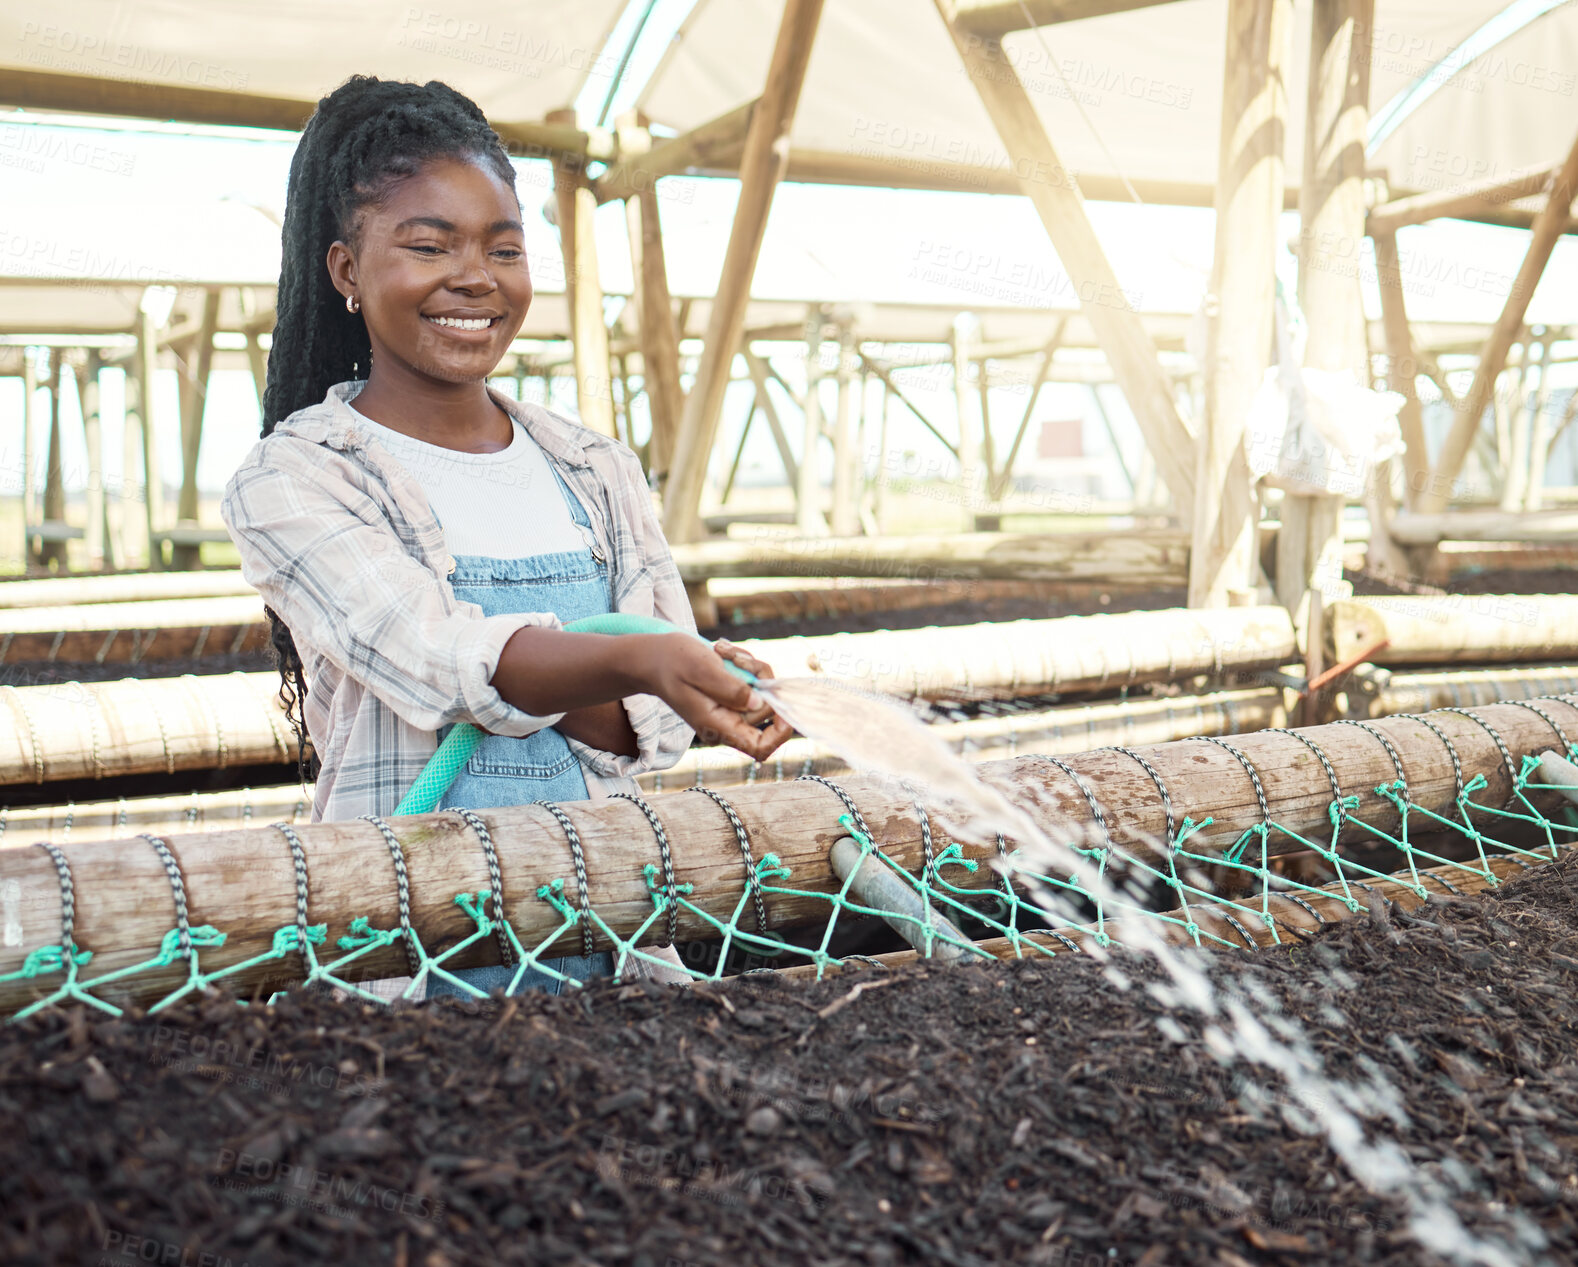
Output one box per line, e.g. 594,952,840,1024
756,673,1543,1267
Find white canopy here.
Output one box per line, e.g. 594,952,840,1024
4,0,1575,203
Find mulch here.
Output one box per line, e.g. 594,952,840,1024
6,857,1578,1267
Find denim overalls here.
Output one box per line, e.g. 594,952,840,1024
424,463,617,999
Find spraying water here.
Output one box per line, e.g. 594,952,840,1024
758,671,1541,1267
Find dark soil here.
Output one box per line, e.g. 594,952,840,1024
6,859,1578,1267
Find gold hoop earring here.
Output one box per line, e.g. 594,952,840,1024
346,294,359,314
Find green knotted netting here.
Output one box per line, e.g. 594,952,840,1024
7,732,1578,1020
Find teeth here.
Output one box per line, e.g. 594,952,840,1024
429,316,493,331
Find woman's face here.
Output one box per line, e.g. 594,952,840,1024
330,155,531,385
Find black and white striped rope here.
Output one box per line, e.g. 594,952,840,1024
609,791,680,947
270,821,313,974
139,833,193,961
685,786,769,936
1439,707,1519,809
536,801,595,958
452,807,514,968
32,840,78,962
357,815,422,977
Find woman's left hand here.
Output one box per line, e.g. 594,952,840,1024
712,639,794,753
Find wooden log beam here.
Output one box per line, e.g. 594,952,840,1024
1368,163,1562,236
1,687,1283,846
0,595,267,665
934,0,1197,516
731,604,1295,697
1423,132,1578,512
79,353,107,569
0,572,257,609
2,700,1569,1013
1191,0,1291,606
135,306,164,568
1359,664,1578,719
1388,508,1578,545
0,671,295,787
668,530,1191,583
1327,594,1578,667
663,0,827,543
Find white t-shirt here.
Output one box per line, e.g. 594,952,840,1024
347,404,588,558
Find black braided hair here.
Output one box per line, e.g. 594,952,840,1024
262,75,519,780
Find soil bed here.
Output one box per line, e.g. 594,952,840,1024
5,860,1578,1266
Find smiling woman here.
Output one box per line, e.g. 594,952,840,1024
219,76,790,999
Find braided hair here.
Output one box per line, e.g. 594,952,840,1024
262,75,519,778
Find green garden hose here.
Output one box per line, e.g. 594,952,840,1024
392,613,755,815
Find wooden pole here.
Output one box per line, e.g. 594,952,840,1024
796,309,828,535
1358,663,1578,719
872,378,890,530
743,350,800,488
135,307,164,569
4,700,1570,1013
1524,333,1554,512
80,352,106,569
1367,162,1562,236
20,349,38,563
953,313,984,524
1370,229,1429,509
1190,0,1291,607
831,324,859,536
173,288,221,570
0,570,258,608
934,0,1197,515
1423,131,1578,512
991,328,1063,500
1281,0,1369,621
549,110,617,441
39,348,66,569
1500,336,1535,511
663,0,828,543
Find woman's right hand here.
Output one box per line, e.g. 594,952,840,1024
634,634,794,762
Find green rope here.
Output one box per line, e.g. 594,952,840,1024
9,735,1578,1018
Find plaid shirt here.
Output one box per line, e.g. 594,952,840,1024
221,380,695,823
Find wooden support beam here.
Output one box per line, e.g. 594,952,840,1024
953,315,985,518
0,595,267,665
831,325,860,536
718,392,759,506
1327,593,1578,667
595,101,758,203
621,126,685,487
743,350,800,487
796,310,829,535
4,699,1568,1012
0,70,608,162
1190,0,1291,607
39,349,66,569
991,325,1065,500
952,0,1186,36
549,148,617,439
173,289,221,570
1282,0,1369,621
20,350,39,560
0,570,257,609
1371,230,1429,508
663,0,827,543
856,353,959,458
1424,132,1578,512
1389,507,1578,544
1355,663,1578,720
1367,162,1562,236
135,307,164,569
935,0,1197,516
79,352,107,568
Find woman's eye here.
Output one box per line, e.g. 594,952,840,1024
493,247,524,261
408,245,445,255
